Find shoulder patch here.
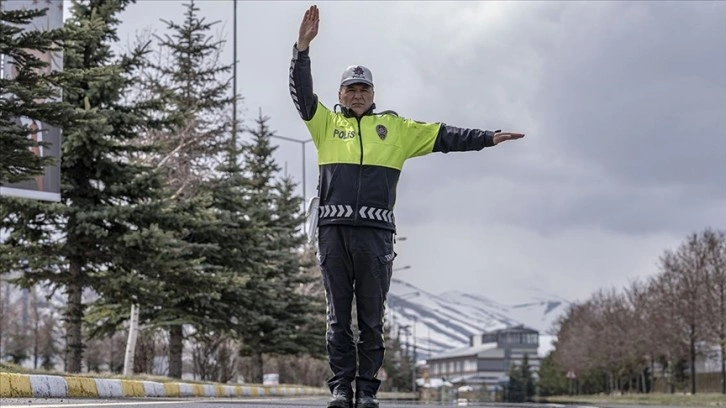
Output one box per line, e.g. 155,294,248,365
376,124,387,140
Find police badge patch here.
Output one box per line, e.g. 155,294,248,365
376,124,387,140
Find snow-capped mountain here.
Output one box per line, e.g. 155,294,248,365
386,278,570,361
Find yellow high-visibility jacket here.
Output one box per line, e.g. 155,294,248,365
289,44,498,232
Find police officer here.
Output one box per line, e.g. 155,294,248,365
289,5,525,408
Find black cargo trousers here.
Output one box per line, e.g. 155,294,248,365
317,223,396,397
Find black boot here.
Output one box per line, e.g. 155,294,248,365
327,386,353,408
355,392,379,408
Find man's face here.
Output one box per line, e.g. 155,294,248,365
338,83,374,116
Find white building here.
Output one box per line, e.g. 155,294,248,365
425,325,541,391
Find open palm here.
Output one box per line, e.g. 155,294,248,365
493,131,525,145
297,5,319,50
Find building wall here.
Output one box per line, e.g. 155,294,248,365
428,326,543,382
429,357,478,377
507,347,541,370
478,358,509,372
428,352,542,380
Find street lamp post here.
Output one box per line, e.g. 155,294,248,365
398,323,417,394
389,288,418,351
388,266,412,330
232,0,238,149
268,135,314,207
412,315,418,394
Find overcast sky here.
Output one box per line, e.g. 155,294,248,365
65,0,725,305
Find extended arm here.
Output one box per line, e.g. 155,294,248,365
402,118,525,158
289,5,320,121
289,45,317,121
432,124,499,153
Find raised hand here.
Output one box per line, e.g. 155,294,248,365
297,5,319,51
493,131,525,145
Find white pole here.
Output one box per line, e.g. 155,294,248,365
123,304,140,376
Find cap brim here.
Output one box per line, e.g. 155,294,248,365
341,79,373,87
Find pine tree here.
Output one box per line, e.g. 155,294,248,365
380,325,413,392
237,112,283,382
521,354,536,400
133,0,237,378
0,5,72,185
181,136,264,381
537,352,569,397
236,112,325,382
505,354,536,402
268,174,326,356
506,362,524,402
1,0,181,373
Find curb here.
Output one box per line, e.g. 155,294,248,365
0,372,327,399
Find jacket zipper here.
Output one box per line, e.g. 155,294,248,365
353,116,363,224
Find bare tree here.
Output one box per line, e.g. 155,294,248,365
29,286,46,369
589,288,628,393
133,329,161,375
701,229,726,393
622,279,655,392
0,279,7,360
648,229,720,394
236,354,327,387
191,332,239,383
552,300,599,387
3,293,27,365
649,269,691,392
37,310,62,370
82,331,126,374
550,227,724,395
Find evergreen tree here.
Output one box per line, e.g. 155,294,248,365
505,362,523,402
0,5,73,186
133,0,237,378
536,352,569,397
380,325,413,392
236,112,324,382
179,135,264,381
505,354,536,402
1,0,181,373
268,173,326,356
521,354,536,400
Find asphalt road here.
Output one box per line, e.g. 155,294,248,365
0,396,551,407
0,397,700,408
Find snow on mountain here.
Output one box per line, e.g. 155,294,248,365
386,277,570,361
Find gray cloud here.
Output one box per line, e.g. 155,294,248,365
391,1,726,238
105,1,726,303
535,1,726,188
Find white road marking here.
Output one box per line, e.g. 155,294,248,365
2,397,315,408
1,402,195,408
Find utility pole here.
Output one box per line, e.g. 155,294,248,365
232,0,238,151
412,316,417,394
